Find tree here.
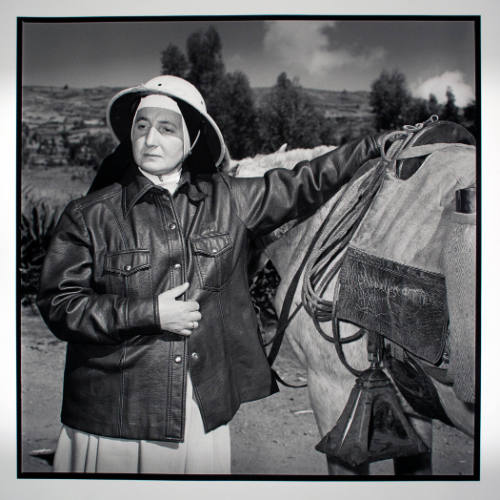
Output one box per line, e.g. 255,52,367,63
402,97,432,126
186,26,225,107
369,69,412,131
212,71,260,159
259,72,323,152
161,44,189,78
428,93,441,117
158,27,261,158
318,116,339,146
441,87,460,123
463,100,478,138
86,133,117,169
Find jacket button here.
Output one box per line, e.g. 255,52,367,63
191,352,199,361
211,248,217,254
173,263,181,270
124,265,132,271
169,223,177,230
174,355,182,363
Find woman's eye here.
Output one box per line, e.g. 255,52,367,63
159,126,174,134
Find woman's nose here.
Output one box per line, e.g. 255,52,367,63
145,127,158,146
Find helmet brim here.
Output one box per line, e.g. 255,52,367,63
107,85,226,168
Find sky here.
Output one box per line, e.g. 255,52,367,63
21,18,477,106
5,3,500,498
22,18,475,105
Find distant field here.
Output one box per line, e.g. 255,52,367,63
23,85,373,126
22,165,93,206
22,85,120,125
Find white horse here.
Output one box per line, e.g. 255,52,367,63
235,122,476,475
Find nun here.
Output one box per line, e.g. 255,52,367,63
37,75,382,474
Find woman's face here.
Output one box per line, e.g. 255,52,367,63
131,107,185,176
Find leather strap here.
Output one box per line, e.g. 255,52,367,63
266,204,331,388
267,161,384,384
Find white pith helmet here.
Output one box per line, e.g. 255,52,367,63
107,75,226,168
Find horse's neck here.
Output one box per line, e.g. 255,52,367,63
265,196,339,287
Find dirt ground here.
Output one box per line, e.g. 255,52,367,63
20,308,474,476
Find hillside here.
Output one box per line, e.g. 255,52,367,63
23,85,372,125
22,85,121,126
253,87,373,119
21,85,374,169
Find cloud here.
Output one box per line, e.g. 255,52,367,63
412,71,475,107
262,21,385,80
226,53,245,69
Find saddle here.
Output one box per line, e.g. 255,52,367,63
269,118,476,414
314,120,476,466
331,119,477,420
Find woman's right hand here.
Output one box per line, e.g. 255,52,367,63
157,282,201,336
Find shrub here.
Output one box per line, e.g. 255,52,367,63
20,187,65,306
249,261,281,334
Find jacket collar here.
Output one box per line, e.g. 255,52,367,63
121,165,207,217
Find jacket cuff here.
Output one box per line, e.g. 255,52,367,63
153,295,161,331
125,297,161,335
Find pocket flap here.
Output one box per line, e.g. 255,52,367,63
104,249,150,276
191,233,232,257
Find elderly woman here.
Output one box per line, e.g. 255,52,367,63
37,75,382,474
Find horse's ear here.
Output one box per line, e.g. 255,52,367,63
87,142,132,194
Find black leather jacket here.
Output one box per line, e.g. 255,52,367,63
37,136,380,442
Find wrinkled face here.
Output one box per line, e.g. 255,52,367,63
131,107,184,176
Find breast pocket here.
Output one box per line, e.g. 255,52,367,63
191,233,233,291
103,249,152,299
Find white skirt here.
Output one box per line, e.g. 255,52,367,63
53,374,231,474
